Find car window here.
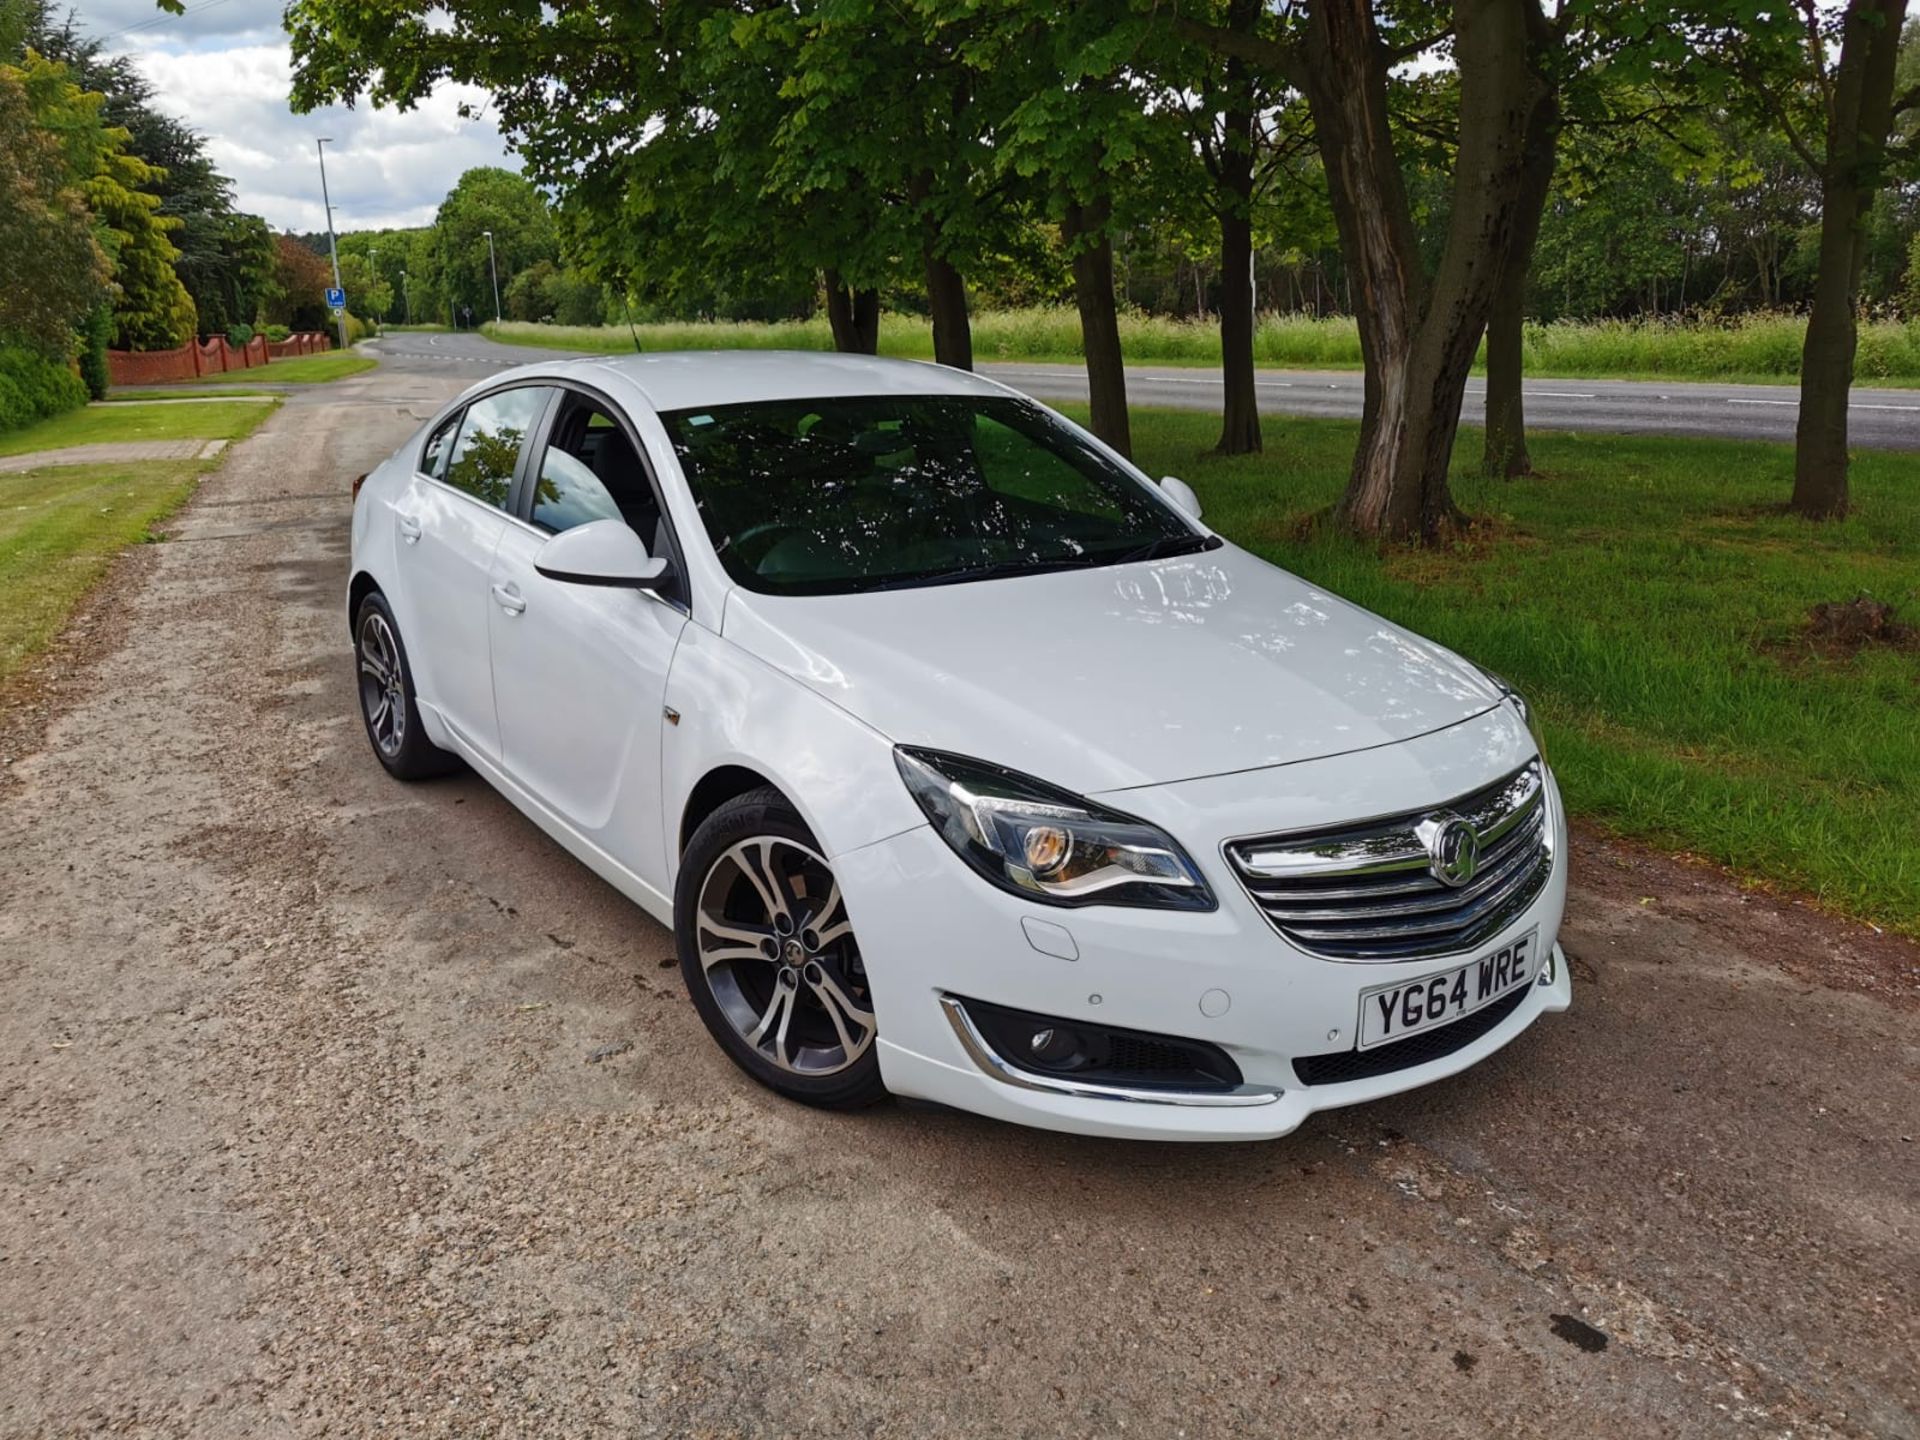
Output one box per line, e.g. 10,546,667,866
443,386,552,510
420,414,459,479
659,394,1210,596
530,448,622,534
530,395,665,548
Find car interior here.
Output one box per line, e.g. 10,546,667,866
535,398,671,562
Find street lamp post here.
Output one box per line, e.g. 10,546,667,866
315,137,348,352
399,269,410,325
369,246,382,329
483,229,501,324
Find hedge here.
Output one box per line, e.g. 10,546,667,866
0,343,88,436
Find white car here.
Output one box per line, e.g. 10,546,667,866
348,352,1569,1141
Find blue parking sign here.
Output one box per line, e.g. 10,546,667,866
326,286,346,308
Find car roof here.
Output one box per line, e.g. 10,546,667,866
551,349,1008,413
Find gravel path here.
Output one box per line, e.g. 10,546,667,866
1,362,1914,1438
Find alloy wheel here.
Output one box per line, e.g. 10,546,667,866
694,836,874,1076
356,610,407,758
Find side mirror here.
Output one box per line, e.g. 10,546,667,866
1159,475,1204,522
534,518,670,590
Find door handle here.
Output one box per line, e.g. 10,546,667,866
397,513,422,544
491,582,527,616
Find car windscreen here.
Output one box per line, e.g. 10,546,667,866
658,394,1214,596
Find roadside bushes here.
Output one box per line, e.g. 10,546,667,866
79,305,111,401
0,342,88,435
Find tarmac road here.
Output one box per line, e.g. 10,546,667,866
1,350,1915,1438
370,328,1920,450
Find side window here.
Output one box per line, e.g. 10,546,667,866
420,413,459,479
531,396,663,545
531,447,622,534
443,386,553,510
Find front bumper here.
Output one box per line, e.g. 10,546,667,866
832,713,1570,1142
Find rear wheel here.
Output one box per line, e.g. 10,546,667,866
354,591,458,780
676,788,885,1109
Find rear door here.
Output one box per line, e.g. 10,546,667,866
486,388,688,890
397,384,554,761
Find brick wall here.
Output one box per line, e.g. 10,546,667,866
107,332,333,387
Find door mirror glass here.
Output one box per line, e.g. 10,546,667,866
1159,475,1204,522
533,518,670,590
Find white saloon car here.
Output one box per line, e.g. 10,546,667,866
348,352,1569,1141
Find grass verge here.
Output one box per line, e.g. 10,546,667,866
484,308,1920,386
1092,407,1920,935
0,401,278,681
105,390,283,403
0,401,281,457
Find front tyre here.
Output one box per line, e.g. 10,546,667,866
676,788,886,1109
354,592,459,781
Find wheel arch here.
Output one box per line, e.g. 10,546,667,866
348,569,381,636
679,764,785,857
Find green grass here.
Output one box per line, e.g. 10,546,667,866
0,398,277,682
382,323,452,333
0,461,204,680
1089,406,1920,935
485,308,1920,386
105,390,283,402
0,401,280,457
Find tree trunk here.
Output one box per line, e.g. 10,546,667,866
1216,203,1261,454
1300,0,1546,540
1481,74,1560,479
824,270,879,354
1215,0,1262,455
1063,196,1132,459
923,244,973,370
1793,0,1909,520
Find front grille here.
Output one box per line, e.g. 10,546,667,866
1225,761,1551,961
1293,985,1530,1086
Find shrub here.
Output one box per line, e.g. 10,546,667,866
79,304,111,401
225,323,255,348
0,341,88,435
262,324,290,342
342,312,370,344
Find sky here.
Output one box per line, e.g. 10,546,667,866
71,0,520,232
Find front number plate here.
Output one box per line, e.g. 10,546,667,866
1357,929,1539,1051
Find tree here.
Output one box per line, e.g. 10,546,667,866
267,233,333,331
10,47,194,350
433,167,556,321
1303,0,1547,538
0,60,107,356
1790,1,1911,518
1180,0,1281,454
23,4,268,338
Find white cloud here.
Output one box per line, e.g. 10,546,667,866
67,2,521,231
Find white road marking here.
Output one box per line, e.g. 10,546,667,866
1728,398,1797,406
1851,402,1920,411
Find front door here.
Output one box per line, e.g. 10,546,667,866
487,394,687,890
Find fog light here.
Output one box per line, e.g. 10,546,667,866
1023,825,1072,876
1027,1026,1081,1066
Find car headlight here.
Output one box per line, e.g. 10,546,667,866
893,747,1215,911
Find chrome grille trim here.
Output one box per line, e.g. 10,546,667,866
1224,761,1553,962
